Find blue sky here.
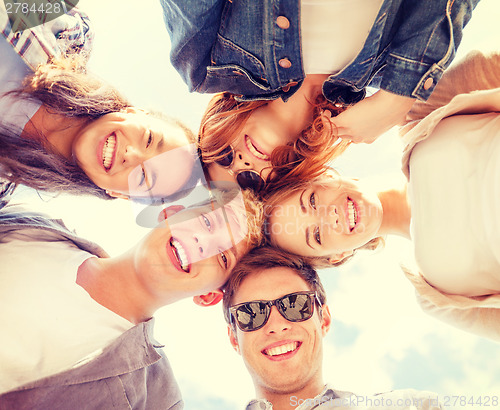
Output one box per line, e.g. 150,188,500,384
11,0,500,408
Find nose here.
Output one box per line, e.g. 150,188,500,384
314,203,339,230
232,150,254,172
192,229,228,260
123,145,145,167
264,306,290,334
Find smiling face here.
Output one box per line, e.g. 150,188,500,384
268,177,383,259
72,109,195,198
134,200,249,302
228,267,330,396
207,99,310,187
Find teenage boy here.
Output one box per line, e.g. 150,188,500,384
0,187,263,409
223,246,441,409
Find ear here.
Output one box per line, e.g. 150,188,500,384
106,190,130,200
123,106,144,114
228,325,241,354
320,304,332,337
192,289,223,307
327,250,354,265
158,205,185,222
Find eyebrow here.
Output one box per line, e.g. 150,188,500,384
299,189,306,213
305,226,314,250
143,167,157,193
157,133,164,150
299,189,315,249
228,245,238,269
209,207,239,270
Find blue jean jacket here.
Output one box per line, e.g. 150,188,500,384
161,0,479,104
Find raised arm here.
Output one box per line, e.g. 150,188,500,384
331,0,479,143
160,0,225,92
403,266,500,343
406,51,500,123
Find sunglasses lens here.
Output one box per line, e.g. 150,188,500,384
278,293,314,322
215,146,234,167
236,171,265,192
234,301,269,331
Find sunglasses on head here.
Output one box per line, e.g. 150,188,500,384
229,291,321,332
215,145,266,192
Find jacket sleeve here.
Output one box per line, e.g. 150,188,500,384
1,1,94,70
380,0,479,101
417,296,500,344
403,266,500,343
160,0,226,92
405,50,500,123
49,5,94,59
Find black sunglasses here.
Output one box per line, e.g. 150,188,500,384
229,291,322,332
215,145,266,192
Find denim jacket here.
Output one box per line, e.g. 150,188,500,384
161,0,478,104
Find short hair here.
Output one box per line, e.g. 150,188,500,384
222,246,326,326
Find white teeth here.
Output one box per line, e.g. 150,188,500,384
102,134,116,170
170,239,189,272
245,135,270,161
264,342,299,357
347,199,357,231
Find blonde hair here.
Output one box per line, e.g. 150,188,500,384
208,185,265,250
263,172,385,268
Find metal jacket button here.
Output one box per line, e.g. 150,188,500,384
276,16,290,29
279,58,292,69
423,77,434,90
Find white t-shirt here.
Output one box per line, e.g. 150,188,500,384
0,237,132,394
409,113,500,296
301,0,384,74
0,38,41,134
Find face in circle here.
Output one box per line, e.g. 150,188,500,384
133,196,249,302
268,177,383,260
228,267,331,396
207,103,297,187
72,108,195,199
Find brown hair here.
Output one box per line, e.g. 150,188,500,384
0,58,194,199
222,246,326,326
198,92,350,191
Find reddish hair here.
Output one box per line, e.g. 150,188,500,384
198,92,350,193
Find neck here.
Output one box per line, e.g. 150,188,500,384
266,74,328,143
22,104,88,160
256,378,325,409
377,184,411,238
76,252,164,324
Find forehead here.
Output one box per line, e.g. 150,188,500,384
233,267,311,305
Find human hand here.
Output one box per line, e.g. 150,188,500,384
326,90,416,144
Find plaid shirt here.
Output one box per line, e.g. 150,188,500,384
0,2,94,207
0,0,93,70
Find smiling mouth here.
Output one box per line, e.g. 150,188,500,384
347,197,358,231
263,341,300,357
245,135,271,161
102,133,116,171
170,238,190,273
